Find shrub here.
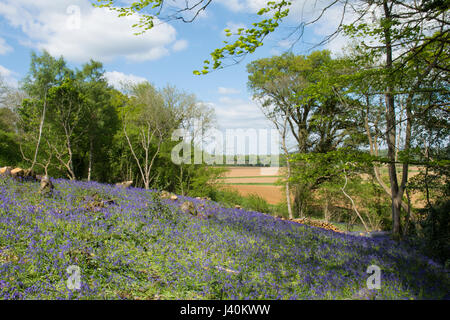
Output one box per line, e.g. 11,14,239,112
243,193,271,214
417,200,450,265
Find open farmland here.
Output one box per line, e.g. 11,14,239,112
219,167,286,204
0,176,448,299
219,166,427,207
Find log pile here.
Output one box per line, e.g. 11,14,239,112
281,217,342,233
160,190,183,201
1,165,55,196
115,181,133,188
195,196,211,201
1,166,38,181
0,166,12,176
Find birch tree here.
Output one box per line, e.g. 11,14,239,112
45,78,87,180
121,82,175,189
19,51,69,173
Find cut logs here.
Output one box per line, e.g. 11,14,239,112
160,190,179,201
10,168,24,178
160,190,171,199
0,166,12,175
281,217,342,233
115,181,133,188
197,196,211,201
1,167,38,181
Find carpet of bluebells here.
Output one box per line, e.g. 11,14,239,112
0,176,449,300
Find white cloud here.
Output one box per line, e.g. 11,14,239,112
0,0,186,63
216,0,245,12
172,39,188,52
216,0,359,55
0,65,18,86
218,87,240,95
216,0,267,13
104,71,148,90
0,38,13,55
217,0,332,18
202,96,279,157
0,65,13,78
207,96,274,130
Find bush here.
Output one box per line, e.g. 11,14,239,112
208,188,244,207
243,194,271,214
418,199,450,265
207,187,276,215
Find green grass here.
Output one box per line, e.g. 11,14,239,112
330,221,367,233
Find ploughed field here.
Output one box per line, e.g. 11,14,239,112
0,176,448,299
220,166,425,207
219,167,286,204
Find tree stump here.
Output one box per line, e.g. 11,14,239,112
180,201,196,215
39,175,54,196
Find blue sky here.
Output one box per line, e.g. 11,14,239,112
0,0,350,134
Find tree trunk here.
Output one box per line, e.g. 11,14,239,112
286,181,292,219
30,91,47,172
363,99,414,218
282,139,293,219
383,0,401,237
324,197,329,223
65,129,76,180
87,137,93,182
180,165,184,196
294,186,306,219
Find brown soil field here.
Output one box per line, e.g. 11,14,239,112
222,177,281,184
221,184,287,205
222,166,282,177
219,167,286,204
220,166,430,207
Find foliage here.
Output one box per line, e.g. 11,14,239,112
185,165,227,197
408,145,450,264
0,107,21,166
247,51,367,219
417,200,450,267
94,0,292,74
8,51,221,195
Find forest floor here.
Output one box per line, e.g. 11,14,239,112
0,175,448,299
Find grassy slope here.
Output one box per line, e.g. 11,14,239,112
0,176,448,300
